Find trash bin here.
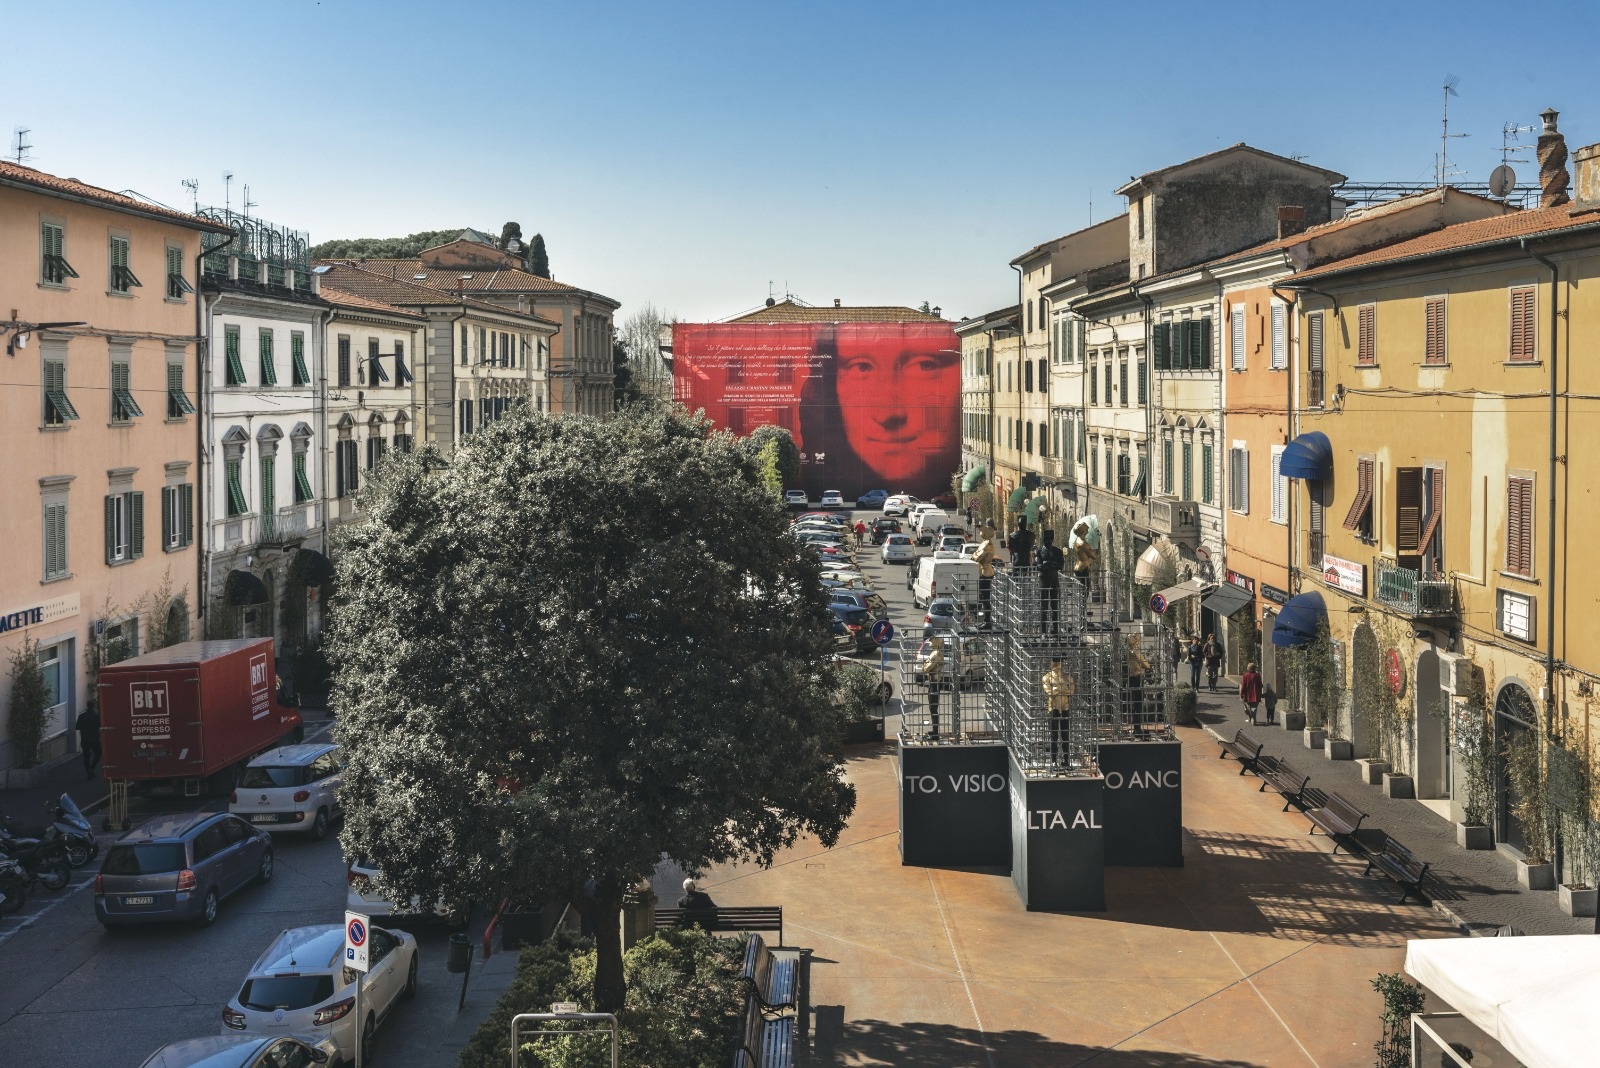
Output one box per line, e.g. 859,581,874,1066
447,932,472,974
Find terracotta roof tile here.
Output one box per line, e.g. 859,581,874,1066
727,300,945,323
0,161,230,232
1291,205,1600,282
319,284,426,321
352,258,590,295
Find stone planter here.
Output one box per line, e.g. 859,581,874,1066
1456,823,1493,850
1302,728,1326,751
1517,860,1556,891
1559,883,1598,917
1282,710,1306,732
1324,738,1355,760
1382,772,1415,799
1356,758,1391,786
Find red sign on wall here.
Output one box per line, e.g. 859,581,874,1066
1384,649,1406,696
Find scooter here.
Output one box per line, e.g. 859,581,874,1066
0,832,70,893
0,856,33,912
0,795,96,869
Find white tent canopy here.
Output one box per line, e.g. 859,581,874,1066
1405,935,1600,1068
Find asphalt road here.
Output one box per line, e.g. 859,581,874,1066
0,720,473,1068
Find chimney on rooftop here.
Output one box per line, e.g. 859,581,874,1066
834,298,841,308
1538,108,1571,207
1277,205,1306,239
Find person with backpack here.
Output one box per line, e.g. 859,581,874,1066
1203,633,1223,691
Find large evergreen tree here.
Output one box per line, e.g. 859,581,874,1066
326,407,855,1011
529,233,550,278
741,425,801,489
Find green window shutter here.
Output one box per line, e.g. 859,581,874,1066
294,452,313,503
167,361,196,416
1199,318,1212,369
225,327,245,385
112,362,143,420
226,459,247,516
291,333,310,385
104,495,117,564
259,330,277,386
1202,443,1214,504
1152,324,1167,370
161,486,172,550
129,491,144,558
1137,360,1147,404
46,502,67,578
1163,438,1173,494
1182,442,1193,500
181,482,194,546
44,360,80,422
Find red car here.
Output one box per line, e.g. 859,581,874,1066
930,492,958,509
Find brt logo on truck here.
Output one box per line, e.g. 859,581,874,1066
249,653,271,720
129,682,172,741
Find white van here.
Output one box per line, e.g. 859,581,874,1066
912,509,950,546
912,555,979,608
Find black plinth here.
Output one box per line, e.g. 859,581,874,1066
1008,753,1106,911
898,740,1011,868
1097,740,1184,868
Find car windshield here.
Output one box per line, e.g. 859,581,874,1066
239,975,336,1011
240,766,304,789
930,599,957,614
832,607,869,625
103,843,186,875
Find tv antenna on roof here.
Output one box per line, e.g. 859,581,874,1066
181,179,199,212
223,172,233,214
1438,75,1470,186
242,183,258,217
12,127,33,164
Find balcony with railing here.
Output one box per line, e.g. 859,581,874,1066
1373,556,1454,617
258,503,321,546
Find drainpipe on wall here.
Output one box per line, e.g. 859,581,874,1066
194,230,235,631
1520,237,1561,731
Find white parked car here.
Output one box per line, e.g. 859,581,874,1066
936,535,965,555
229,744,345,840
346,855,465,925
784,490,809,508
960,542,981,558
820,489,845,509
883,494,921,516
222,923,417,1066
881,533,916,564
139,1035,340,1068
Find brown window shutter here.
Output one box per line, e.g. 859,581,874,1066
1396,466,1423,570
1510,287,1537,362
1424,298,1446,365
1342,458,1373,531
1419,468,1445,554
1507,476,1534,574
1358,306,1376,365
1308,312,1325,407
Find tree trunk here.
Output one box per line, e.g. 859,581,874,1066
590,877,627,1012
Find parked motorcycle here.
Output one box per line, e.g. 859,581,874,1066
0,831,71,893
0,857,29,914
0,795,96,869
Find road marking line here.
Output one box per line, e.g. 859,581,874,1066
927,868,995,1068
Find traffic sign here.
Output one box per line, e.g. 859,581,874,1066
870,619,895,646
345,911,370,973
1150,593,1168,614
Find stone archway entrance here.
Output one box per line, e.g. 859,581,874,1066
1495,683,1538,854
1350,624,1378,759
1414,649,1448,799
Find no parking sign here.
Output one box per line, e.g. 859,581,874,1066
1150,593,1168,614
345,911,370,973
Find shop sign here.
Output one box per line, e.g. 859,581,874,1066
1225,569,1254,592
1261,584,1290,605
0,593,81,635
1384,649,1406,696
1321,553,1366,595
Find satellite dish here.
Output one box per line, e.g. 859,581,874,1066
1489,164,1517,198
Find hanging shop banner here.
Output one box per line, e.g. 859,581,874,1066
1320,552,1366,595
673,321,960,499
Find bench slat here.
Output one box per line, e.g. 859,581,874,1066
1364,836,1430,904
1304,791,1366,854
1217,729,1265,776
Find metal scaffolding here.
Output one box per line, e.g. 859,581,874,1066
901,564,1177,774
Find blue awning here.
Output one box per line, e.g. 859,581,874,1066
1271,591,1327,648
1280,431,1333,480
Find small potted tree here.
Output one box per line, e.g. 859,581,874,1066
1504,730,1555,889
834,661,888,746
1370,972,1426,1068
1550,740,1598,916
4,639,50,786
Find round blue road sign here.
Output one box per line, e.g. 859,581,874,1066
870,619,895,646
1150,593,1168,614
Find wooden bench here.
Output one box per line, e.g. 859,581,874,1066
1304,791,1367,855
732,994,795,1068
1363,834,1431,904
740,933,798,1014
1217,729,1265,776
656,905,784,947
1256,755,1310,811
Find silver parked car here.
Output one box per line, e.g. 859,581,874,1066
139,1035,338,1068
95,813,273,928
229,743,345,839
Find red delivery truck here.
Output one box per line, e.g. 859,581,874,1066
99,638,305,794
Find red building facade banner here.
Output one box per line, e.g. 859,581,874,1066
673,321,960,499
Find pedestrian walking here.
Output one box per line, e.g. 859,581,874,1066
1187,636,1203,690
1171,630,1183,680
1262,682,1278,725
76,705,102,778
1239,663,1263,725
852,519,866,548
1203,633,1222,692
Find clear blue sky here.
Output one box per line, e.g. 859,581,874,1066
6,0,1598,324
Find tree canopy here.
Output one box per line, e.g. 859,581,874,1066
740,425,801,490
326,407,855,1009
309,228,479,260
529,233,550,278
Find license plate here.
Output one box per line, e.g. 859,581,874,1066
123,896,154,906
250,814,278,823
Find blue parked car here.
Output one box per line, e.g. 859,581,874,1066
856,488,888,509
95,812,273,928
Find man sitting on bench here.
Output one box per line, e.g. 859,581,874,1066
677,878,718,930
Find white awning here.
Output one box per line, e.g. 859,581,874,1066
1405,935,1600,1068
1153,578,1207,605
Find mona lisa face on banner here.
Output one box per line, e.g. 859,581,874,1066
832,323,961,487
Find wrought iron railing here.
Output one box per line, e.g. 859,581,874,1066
1373,557,1453,616
259,504,316,545
197,207,313,291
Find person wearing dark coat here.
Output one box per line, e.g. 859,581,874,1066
1034,529,1065,634
76,706,101,778
1009,517,1034,573
677,878,718,931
